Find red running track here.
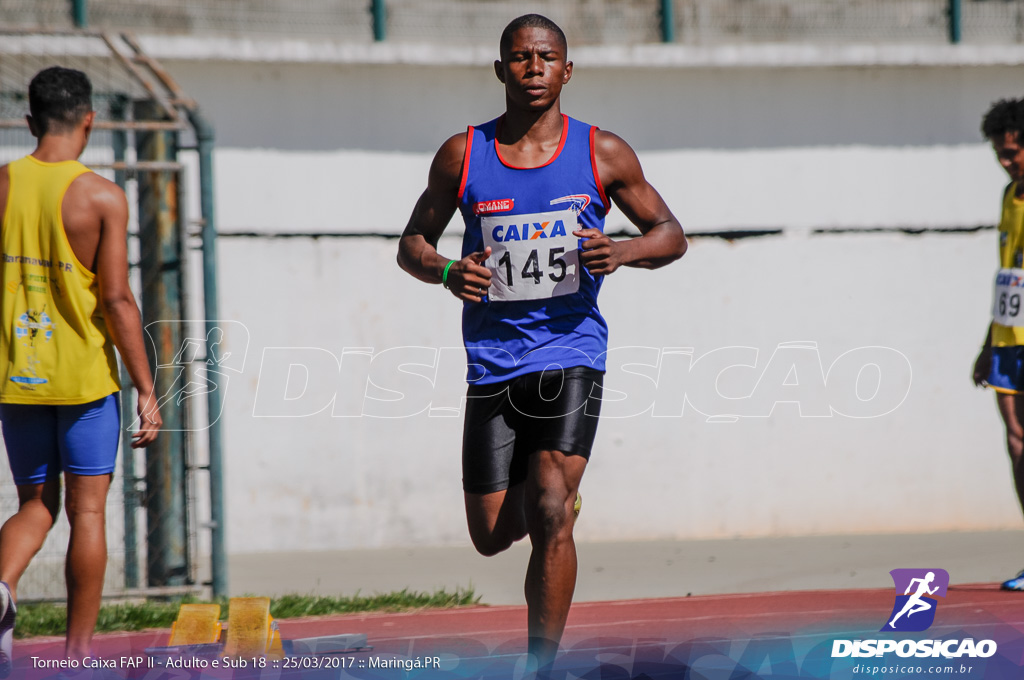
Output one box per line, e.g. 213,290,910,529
11,584,1024,678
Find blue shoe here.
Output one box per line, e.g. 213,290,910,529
1000,570,1024,591
0,581,15,678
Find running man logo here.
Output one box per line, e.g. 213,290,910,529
141,320,250,432
549,194,591,216
881,568,949,632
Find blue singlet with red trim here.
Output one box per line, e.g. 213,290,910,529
457,114,611,385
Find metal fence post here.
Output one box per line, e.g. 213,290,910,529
372,0,386,41
661,0,675,43
949,0,962,43
72,0,88,28
187,110,228,600
110,95,141,590
135,100,189,588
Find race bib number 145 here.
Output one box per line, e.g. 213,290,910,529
993,267,1024,327
481,209,581,302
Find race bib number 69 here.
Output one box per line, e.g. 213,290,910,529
993,267,1024,327
481,209,581,302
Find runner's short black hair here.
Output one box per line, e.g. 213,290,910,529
500,14,567,58
28,66,92,136
982,97,1024,141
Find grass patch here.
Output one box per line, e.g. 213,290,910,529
14,586,480,639
269,588,480,619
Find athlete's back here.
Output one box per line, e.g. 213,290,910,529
0,66,161,670
0,156,121,404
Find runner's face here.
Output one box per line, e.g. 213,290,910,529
496,27,571,110
992,131,1024,183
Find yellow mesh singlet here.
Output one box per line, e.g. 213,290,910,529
0,155,120,404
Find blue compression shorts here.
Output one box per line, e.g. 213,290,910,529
988,346,1024,394
0,393,120,485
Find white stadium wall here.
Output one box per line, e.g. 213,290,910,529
146,44,1021,552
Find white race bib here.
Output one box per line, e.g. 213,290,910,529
481,209,580,302
993,268,1024,327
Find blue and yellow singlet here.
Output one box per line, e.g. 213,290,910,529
0,155,120,404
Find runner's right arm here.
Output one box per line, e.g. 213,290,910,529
397,133,493,303
92,178,162,447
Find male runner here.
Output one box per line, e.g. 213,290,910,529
973,97,1024,590
397,15,686,671
0,66,162,671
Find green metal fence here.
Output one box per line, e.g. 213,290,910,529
2,0,1022,45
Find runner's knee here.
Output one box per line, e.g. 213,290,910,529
19,496,60,527
16,482,61,526
470,532,513,557
466,511,522,556
64,502,106,526
526,488,574,539
1008,433,1024,464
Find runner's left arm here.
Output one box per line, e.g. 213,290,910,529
575,130,687,276
92,177,162,447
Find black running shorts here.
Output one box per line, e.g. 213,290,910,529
462,366,604,494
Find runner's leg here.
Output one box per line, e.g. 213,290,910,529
524,448,587,671
63,471,112,661
996,392,1024,513
0,480,62,599
0,404,62,600
59,395,120,661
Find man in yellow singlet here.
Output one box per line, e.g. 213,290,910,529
973,97,1024,590
0,67,162,672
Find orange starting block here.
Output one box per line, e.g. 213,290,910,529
221,597,283,659
146,597,367,665
167,603,221,646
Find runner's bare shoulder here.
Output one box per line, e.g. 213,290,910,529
65,171,128,218
592,129,642,181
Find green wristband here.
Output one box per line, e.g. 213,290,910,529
441,260,456,289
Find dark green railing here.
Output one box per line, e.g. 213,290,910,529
58,0,972,46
